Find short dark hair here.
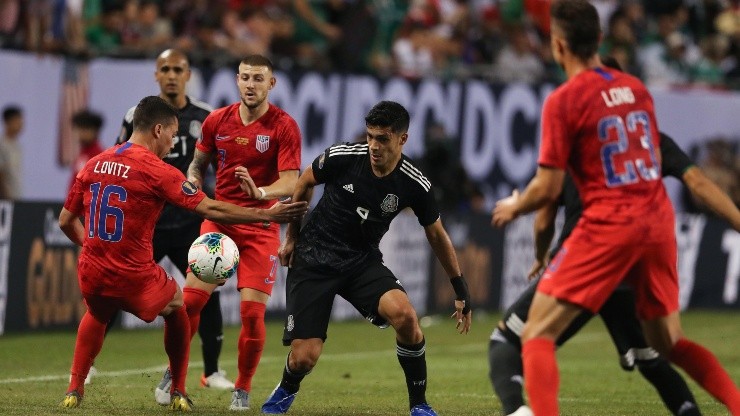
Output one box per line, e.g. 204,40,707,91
364,101,410,134
132,96,178,132
2,106,21,122
551,0,601,61
72,109,104,130
240,55,274,72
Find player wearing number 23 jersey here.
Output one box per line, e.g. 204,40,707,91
537,66,677,319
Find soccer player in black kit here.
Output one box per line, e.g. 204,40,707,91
488,128,740,416
116,49,235,401
259,101,472,416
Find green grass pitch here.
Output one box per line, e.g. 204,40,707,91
0,311,737,415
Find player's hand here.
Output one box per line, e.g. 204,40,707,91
527,259,546,281
491,189,520,228
266,198,308,224
278,238,296,267
235,166,261,199
450,299,471,334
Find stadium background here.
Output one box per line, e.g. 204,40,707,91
0,50,738,334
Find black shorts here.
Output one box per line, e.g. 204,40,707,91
282,260,405,346
153,221,202,276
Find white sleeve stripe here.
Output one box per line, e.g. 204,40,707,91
329,144,368,152
124,106,136,123
328,151,367,157
400,165,431,191
400,162,431,188
190,97,214,112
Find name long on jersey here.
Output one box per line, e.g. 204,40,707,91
295,143,440,274
117,96,213,229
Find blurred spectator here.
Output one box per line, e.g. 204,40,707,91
127,0,173,57
23,0,86,54
291,0,342,70
0,106,23,200
491,22,544,83
68,109,104,193
692,34,729,88
599,6,640,76
0,0,22,49
368,0,409,76
85,1,125,56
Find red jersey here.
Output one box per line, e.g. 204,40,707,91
68,141,104,193
197,103,301,230
538,67,674,243
64,142,206,296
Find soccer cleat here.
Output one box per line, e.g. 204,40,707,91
410,403,438,416
154,367,172,406
229,388,250,411
60,390,82,408
261,384,297,414
507,405,534,416
169,390,194,412
201,369,235,390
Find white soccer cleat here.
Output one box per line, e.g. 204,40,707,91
508,405,534,416
201,369,235,390
154,367,172,406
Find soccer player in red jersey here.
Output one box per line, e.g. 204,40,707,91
491,1,740,415
156,54,302,411
58,96,307,411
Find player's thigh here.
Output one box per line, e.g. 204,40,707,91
282,266,342,345
82,295,120,324
122,267,179,323
340,262,405,329
523,292,584,341
627,241,680,321
538,234,638,313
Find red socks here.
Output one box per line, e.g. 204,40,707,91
235,301,266,391
669,338,740,414
183,287,210,341
522,337,559,416
164,305,191,394
68,312,107,396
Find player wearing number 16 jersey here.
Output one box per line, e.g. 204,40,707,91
58,96,308,411
491,1,740,415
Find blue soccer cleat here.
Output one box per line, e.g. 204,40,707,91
410,403,438,416
261,384,297,414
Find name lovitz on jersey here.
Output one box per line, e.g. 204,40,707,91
601,86,635,107
92,160,131,178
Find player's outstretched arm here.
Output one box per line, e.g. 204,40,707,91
492,166,564,228
59,207,85,247
186,149,214,189
424,219,471,334
235,167,299,200
194,197,308,225
683,166,740,232
279,167,317,267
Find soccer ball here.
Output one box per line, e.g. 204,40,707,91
188,232,240,284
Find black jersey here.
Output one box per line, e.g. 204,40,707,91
552,132,694,253
117,96,212,230
295,143,440,274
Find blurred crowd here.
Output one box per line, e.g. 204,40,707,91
1,0,740,88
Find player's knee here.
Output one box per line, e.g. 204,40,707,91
289,347,320,373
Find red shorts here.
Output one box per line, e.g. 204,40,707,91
538,228,679,320
201,220,280,295
81,266,177,323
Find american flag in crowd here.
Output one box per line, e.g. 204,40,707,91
57,58,89,166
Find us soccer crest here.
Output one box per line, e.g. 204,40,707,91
381,194,399,214
256,134,270,153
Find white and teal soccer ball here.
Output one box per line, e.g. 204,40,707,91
188,232,239,284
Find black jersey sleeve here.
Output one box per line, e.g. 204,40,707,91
411,184,441,227
116,106,136,144
311,142,366,184
659,132,694,180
